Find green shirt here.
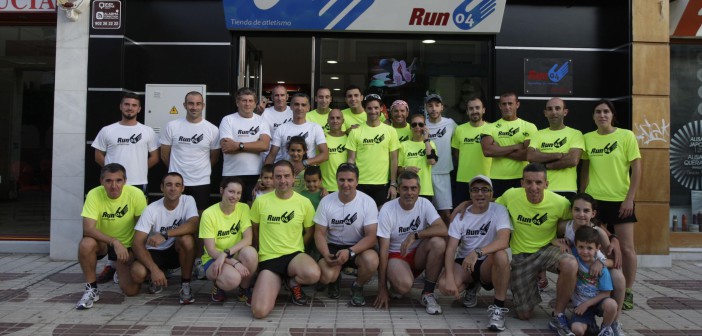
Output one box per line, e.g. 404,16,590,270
452,122,492,182
342,108,386,130
496,188,571,254
399,140,436,196
528,127,584,192
199,202,252,265
300,189,322,210
307,109,346,133
320,134,348,192
483,118,538,179
250,192,315,262
81,185,147,248
346,123,401,185
392,124,412,143
582,128,641,201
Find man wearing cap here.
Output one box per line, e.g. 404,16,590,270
438,174,511,331
526,97,584,200
307,86,334,132
452,97,492,205
425,94,457,225
342,85,386,130
347,93,400,207
481,92,538,197
387,100,412,143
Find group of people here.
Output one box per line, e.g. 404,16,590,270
75,85,640,336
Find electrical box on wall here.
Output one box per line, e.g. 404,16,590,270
144,84,206,134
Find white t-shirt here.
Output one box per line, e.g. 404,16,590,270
426,117,457,174
134,195,199,250
271,121,327,162
92,122,159,185
219,113,271,176
448,203,513,259
160,118,220,186
314,191,378,245
377,197,441,253
261,106,293,159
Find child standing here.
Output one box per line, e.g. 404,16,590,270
252,164,275,201
299,166,323,210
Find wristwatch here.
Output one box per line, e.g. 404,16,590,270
474,248,484,258
348,248,356,259
161,230,169,240
239,142,245,151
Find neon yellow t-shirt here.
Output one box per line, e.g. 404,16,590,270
320,134,348,191
307,109,346,133
198,202,252,265
81,185,147,248
496,188,571,254
346,123,401,185
393,124,412,143
483,118,538,179
528,127,584,192
342,108,386,130
452,122,492,182
250,192,315,262
582,128,641,201
399,140,436,196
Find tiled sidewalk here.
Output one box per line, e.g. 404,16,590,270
2,254,702,335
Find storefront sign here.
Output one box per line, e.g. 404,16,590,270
671,121,702,190
223,0,506,33
91,0,121,29
524,58,573,96
671,0,702,38
0,0,55,12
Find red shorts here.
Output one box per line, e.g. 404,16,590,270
389,250,422,278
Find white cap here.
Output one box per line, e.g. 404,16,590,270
469,174,492,188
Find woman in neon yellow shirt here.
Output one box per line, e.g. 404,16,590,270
580,99,641,311
398,114,437,200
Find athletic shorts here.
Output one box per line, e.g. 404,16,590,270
595,199,637,232
148,245,181,270
389,250,422,278
431,173,452,210
184,184,211,211
357,184,388,207
491,178,521,198
454,257,494,291
98,245,132,262
259,251,302,278
324,243,357,269
570,299,607,327
510,245,570,314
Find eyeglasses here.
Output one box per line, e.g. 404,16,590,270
364,94,381,101
411,122,425,128
470,187,492,194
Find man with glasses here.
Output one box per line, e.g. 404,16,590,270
438,175,511,331
347,94,400,207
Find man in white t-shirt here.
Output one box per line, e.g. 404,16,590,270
220,87,272,204
261,85,293,159
264,93,328,169
92,92,160,191
314,163,378,306
424,94,457,225
438,175,512,331
374,171,448,315
130,173,199,305
160,91,220,211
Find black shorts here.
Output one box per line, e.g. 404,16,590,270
357,184,388,207
596,199,637,231
232,175,259,204
98,245,132,262
259,251,301,278
454,257,494,291
148,245,181,270
324,244,357,269
491,178,521,198
184,184,211,211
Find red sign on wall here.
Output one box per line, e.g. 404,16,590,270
0,0,56,12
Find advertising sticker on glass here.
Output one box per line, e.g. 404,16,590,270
524,58,573,96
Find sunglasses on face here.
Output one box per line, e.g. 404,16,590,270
411,122,425,128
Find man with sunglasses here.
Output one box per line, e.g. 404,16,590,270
346,94,400,207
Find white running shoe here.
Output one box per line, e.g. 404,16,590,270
420,293,443,315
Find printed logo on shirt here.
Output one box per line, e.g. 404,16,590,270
329,143,347,154
429,127,447,139
217,220,241,237
160,218,183,235
540,137,567,149
464,221,490,236
362,134,385,144
398,216,422,233
178,134,204,144
590,141,618,156
238,126,260,136
398,135,410,142
286,132,309,141
406,148,426,158
516,213,548,226
497,127,519,137
463,134,481,144
267,211,295,224
102,205,129,219
274,118,293,129
117,133,142,144
331,212,358,226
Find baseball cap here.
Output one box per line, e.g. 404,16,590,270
424,94,443,104
469,174,492,188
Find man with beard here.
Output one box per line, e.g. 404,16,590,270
387,100,412,143
425,94,457,226
452,97,492,205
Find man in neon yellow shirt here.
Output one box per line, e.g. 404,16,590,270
527,98,584,199
320,109,348,192
452,97,492,205
387,100,412,143
250,160,320,319
76,163,147,310
481,92,537,197
307,86,333,132
347,94,401,207
342,85,386,130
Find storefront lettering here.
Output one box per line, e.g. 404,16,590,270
0,0,55,10
409,8,449,26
